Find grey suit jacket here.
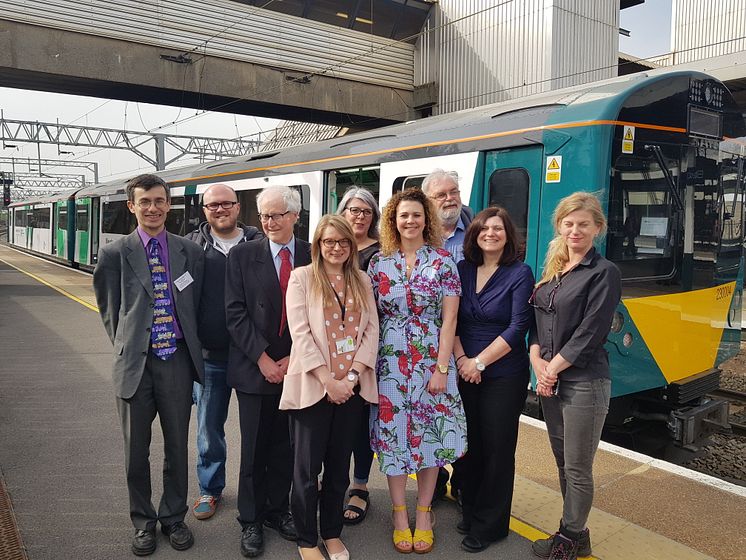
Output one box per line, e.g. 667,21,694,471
93,230,205,399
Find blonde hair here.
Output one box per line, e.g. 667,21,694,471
379,188,443,256
538,192,607,286
310,215,370,312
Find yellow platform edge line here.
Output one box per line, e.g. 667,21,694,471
0,257,99,313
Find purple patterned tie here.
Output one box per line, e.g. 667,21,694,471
148,238,177,360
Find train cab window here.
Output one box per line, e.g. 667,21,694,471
607,153,678,281
392,175,426,194
102,200,136,235
327,166,380,212
15,209,27,227
488,168,529,240
76,203,89,231
58,207,68,230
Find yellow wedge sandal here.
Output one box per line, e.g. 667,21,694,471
391,505,413,554
412,505,434,554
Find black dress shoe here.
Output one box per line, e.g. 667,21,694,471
456,519,471,535
263,512,297,541
241,523,265,558
461,535,491,553
161,521,194,551
131,528,156,556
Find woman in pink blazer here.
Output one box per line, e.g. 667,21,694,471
281,215,379,560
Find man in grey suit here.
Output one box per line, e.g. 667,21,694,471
93,174,205,556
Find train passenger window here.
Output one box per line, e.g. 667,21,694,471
327,167,380,212
58,207,68,230
234,184,312,242
76,203,89,231
392,175,426,194
102,200,136,235
32,208,51,228
488,168,529,240
607,153,678,281
166,196,186,235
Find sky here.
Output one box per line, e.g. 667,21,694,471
0,0,675,186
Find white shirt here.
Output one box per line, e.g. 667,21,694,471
268,236,296,279
212,229,244,256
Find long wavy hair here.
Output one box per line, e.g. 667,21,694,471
310,215,369,312
379,188,442,256
538,192,607,286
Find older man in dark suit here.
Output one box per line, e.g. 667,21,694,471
93,174,204,556
225,185,311,558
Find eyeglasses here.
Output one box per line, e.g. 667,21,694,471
321,238,352,248
528,278,563,314
430,188,460,202
346,206,373,217
204,201,238,211
258,211,291,222
134,199,168,209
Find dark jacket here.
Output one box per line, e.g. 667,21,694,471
186,222,262,362
460,204,474,227
529,248,621,382
225,237,312,395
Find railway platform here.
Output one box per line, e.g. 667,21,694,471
0,244,744,560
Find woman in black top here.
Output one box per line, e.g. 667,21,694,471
529,192,621,560
452,207,534,553
336,186,381,524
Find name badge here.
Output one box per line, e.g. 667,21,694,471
335,335,355,355
173,271,194,292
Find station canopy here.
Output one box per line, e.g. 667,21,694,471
233,0,435,42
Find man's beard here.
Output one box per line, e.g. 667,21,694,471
440,206,459,227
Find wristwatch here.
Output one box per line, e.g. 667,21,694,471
347,368,360,383
437,363,449,375
474,356,486,372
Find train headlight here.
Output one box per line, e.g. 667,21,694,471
610,312,624,333
622,332,634,348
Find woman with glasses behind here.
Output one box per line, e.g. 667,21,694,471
528,192,621,560
281,215,379,560
336,187,381,525
451,207,534,553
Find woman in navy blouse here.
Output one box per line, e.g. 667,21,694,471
452,207,534,553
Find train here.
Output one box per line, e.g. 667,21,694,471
5,69,746,454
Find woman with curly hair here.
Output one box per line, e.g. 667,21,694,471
368,187,467,554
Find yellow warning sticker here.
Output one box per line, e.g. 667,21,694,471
545,156,562,183
622,125,635,154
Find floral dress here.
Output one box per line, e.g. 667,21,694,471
367,244,467,475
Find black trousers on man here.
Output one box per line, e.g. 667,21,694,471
116,343,195,531
458,372,528,541
236,392,293,527
289,394,364,548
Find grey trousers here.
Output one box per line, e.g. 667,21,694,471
116,344,195,531
540,378,611,535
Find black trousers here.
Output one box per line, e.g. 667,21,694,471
236,392,292,527
289,393,364,548
116,344,195,530
458,372,528,541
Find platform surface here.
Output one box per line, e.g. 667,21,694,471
1,244,744,560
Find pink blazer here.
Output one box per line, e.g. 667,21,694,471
280,265,379,410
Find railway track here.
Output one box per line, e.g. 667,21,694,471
709,388,746,437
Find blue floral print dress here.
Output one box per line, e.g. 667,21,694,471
367,244,467,475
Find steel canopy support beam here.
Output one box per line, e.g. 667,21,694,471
0,117,262,170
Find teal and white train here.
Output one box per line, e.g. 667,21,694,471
6,69,746,453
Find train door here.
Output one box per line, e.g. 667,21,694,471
75,198,91,266
479,147,544,271
90,197,100,264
